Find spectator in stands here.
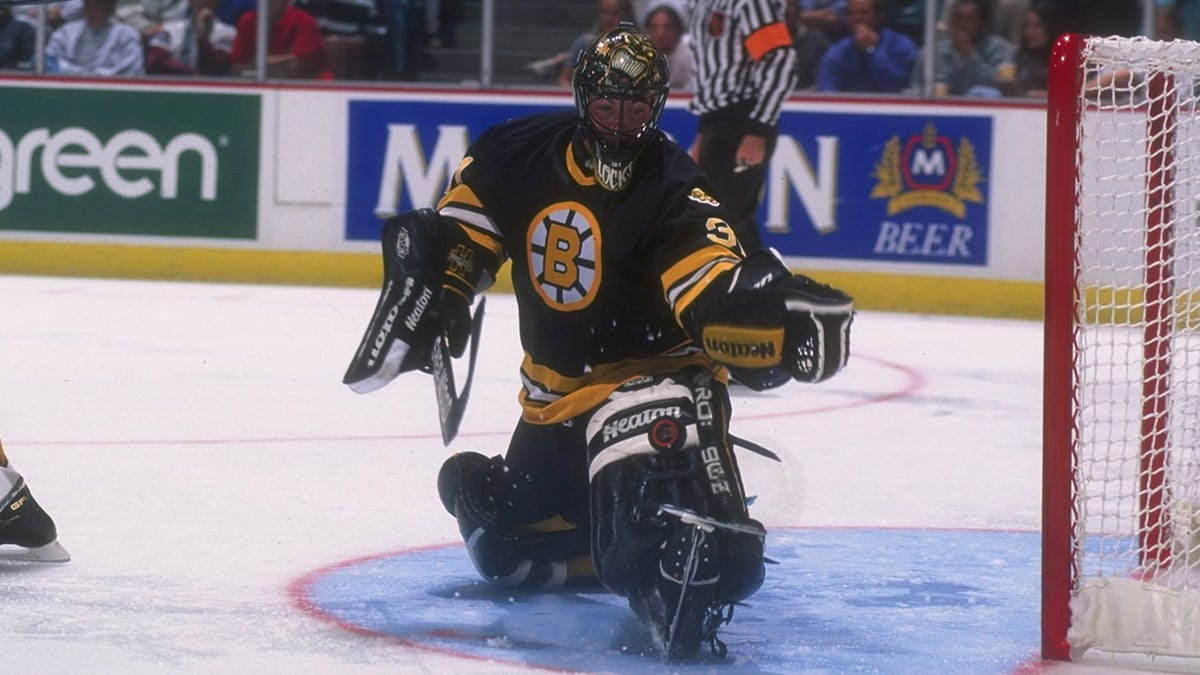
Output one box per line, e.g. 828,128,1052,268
991,0,1028,44
1158,0,1200,40
1155,3,1185,40
117,0,188,41
1082,5,1184,100
145,0,234,75
794,0,849,41
14,0,82,31
786,1,832,90
45,0,145,76
557,0,634,87
295,0,389,80
815,0,916,92
215,0,253,26
0,6,35,70
879,0,932,45
422,0,440,46
909,0,1014,97
378,0,419,80
1043,0,1141,36
422,0,459,48
1078,0,1143,37
1006,3,1063,98
641,0,692,90
230,0,332,78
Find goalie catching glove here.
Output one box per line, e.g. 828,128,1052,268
685,249,854,390
342,209,483,394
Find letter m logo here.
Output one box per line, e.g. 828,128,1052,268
910,148,945,178
374,124,469,218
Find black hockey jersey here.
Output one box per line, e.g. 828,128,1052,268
437,110,744,424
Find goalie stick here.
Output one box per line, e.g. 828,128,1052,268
430,297,485,446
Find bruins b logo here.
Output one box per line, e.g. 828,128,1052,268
527,201,601,310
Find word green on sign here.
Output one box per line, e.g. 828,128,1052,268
0,86,260,239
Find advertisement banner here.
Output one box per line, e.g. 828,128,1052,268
766,111,992,266
0,87,260,239
346,99,991,266
346,99,565,241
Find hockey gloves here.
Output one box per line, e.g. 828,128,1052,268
775,272,854,383
689,249,854,388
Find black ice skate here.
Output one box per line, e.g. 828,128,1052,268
624,503,768,661
625,514,731,661
0,442,69,563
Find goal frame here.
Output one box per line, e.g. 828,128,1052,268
1042,33,1180,661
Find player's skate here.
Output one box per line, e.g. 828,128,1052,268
0,440,69,563
632,515,728,660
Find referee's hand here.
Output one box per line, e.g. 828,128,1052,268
735,134,767,173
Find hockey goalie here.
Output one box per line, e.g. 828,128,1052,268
344,23,853,660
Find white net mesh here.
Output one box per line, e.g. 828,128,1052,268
1069,36,1200,658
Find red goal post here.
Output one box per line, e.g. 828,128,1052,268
1044,33,1200,663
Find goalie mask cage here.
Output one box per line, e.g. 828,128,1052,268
1044,33,1200,664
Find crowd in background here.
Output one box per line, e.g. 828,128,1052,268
0,0,1189,95
0,0,456,78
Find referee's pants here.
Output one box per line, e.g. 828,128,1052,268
696,102,778,254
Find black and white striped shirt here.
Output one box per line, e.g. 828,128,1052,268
687,0,797,131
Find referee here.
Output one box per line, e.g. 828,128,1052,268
688,0,797,253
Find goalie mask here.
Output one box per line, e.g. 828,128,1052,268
573,22,669,192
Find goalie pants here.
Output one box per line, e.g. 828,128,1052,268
439,366,765,604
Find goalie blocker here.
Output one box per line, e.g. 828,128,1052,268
343,209,489,444
685,249,853,390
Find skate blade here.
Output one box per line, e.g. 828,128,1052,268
0,540,71,563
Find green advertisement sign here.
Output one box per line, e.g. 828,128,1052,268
0,87,260,239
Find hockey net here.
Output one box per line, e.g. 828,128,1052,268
1044,34,1200,663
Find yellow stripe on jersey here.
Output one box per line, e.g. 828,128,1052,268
518,352,718,425
661,246,740,322
515,514,579,534
565,141,595,187
437,181,484,210
520,352,658,396
455,221,504,260
438,181,504,246
438,178,504,260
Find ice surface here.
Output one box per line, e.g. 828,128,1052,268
0,274,1166,673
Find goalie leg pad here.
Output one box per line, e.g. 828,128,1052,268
437,451,590,588
585,368,765,659
343,209,450,394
